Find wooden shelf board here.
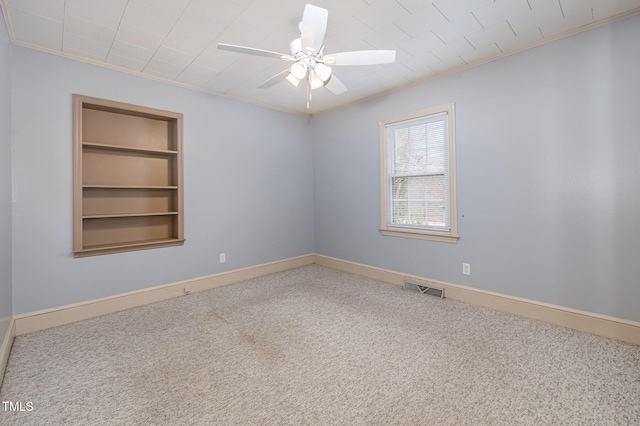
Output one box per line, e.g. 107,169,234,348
75,238,185,257
83,212,179,219
83,141,178,155
83,185,178,190
81,96,182,121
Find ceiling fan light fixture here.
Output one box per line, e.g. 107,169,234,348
308,72,325,90
313,62,332,82
290,61,308,80
286,72,301,87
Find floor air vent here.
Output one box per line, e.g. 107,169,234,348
404,281,444,298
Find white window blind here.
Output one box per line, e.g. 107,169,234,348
385,111,450,232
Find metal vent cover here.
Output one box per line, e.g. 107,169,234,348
404,280,444,298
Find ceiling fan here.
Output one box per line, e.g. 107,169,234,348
217,4,396,107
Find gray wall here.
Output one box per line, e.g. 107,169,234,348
0,11,12,337
11,47,314,315
312,14,640,323
5,12,640,324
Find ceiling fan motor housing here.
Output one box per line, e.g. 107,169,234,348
290,38,303,57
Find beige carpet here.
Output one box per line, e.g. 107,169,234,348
1,265,639,425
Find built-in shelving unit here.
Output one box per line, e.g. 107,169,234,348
74,95,184,257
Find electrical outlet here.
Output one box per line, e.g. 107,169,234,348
462,263,470,275
220,253,226,263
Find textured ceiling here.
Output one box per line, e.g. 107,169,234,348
2,0,639,115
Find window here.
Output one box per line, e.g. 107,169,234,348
379,103,458,243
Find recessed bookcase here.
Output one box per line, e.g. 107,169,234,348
74,95,184,257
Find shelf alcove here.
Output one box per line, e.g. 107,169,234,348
73,95,184,257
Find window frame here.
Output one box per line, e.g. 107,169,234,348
379,102,459,243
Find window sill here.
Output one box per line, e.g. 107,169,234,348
379,228,459,243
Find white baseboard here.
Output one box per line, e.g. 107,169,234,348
13,254,315,336
9,252,640,347
313,254,640,346
0,317,15,389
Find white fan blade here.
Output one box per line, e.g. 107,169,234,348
300,4,328,55
259,69,289,88
324,50,396,66
217,43,294,61
325,75,347,95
